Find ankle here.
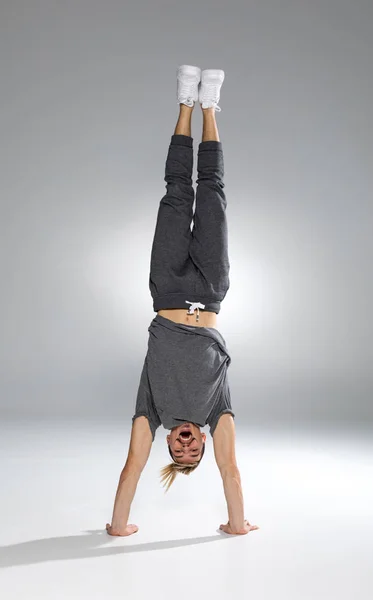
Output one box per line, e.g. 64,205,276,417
179,102,194,112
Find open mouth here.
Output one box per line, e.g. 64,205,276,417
179,431,192,441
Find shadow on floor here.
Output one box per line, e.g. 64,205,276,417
0,529,233,568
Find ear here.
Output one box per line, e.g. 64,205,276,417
202,433,207,442
166,434,170,444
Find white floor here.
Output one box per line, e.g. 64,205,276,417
0,417,372,600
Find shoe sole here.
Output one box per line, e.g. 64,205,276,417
201,69,225,82
177,65,202,79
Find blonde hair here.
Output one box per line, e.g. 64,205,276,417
159,461,199,493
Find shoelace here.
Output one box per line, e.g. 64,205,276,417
201,83,222,112
178,80,196,107
185,301,206,323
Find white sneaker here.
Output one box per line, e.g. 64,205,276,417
176,64,201,107
199,69,225,112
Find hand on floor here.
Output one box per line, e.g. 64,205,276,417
219,520,259,535
106,523,139,536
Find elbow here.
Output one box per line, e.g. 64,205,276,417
122,458,144,479
219,462,240,480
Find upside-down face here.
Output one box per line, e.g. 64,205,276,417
167,422,206,464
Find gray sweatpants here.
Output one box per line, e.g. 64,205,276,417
149,134,230,314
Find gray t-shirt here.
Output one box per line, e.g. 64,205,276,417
132,314,235,440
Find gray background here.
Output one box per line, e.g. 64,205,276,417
1,0,372,429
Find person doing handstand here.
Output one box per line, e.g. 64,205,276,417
106,65,259,537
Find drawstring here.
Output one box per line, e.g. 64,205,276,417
185,301,206,323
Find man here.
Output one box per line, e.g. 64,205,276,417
106,65,259,537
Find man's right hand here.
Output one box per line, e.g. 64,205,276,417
106,523,139,536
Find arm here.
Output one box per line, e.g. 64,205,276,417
107,416,153,536
212,414,245,532
213,414,259,535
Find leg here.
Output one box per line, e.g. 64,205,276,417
149,105,196,299
201,106,220,142
174,103,193,137
189,107,230,300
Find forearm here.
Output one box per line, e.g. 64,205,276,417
221,466,245,532
110,464,141,529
